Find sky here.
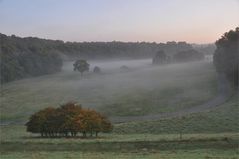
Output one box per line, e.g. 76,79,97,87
0,0,238,43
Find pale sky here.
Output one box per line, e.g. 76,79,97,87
0,0,238,43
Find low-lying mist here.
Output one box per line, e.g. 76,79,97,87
1,59,216,122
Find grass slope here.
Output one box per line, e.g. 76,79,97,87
114,93,239,134
0,61,217,122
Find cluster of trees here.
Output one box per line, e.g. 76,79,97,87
26,102,113,137
0,34,63,83
152,49,204,64
213,27,239,88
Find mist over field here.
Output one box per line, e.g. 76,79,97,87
1,58,217,123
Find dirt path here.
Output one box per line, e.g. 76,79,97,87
110,73,232,123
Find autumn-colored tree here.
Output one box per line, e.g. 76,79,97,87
26,107,56,137
76,109,99,137
58,102,82,137
100,115,113,134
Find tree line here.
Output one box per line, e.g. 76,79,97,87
0,34,63,83
213,27,239,88
26,102,113,137
152,49,204,64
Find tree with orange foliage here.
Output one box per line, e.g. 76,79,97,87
26,107,56,137
57,102,82,137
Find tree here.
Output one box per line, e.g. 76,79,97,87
26,107,56,137
76,109,100,137
100,115,113,135
213,27,239,88
58,102,82,137
93,66,101,73
152,50,169,65
73,59,90,76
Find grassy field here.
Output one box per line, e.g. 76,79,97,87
114,93,239,134
0,61,217,123
1,149,238,159
1,129,238,158
1,60,238,159
0,93,238,158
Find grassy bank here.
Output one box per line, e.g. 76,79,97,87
114,93,239,134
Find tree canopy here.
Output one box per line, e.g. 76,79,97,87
73,59,90,75
213,27,239,88
0,33,63,83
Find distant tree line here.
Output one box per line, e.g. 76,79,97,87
26,102,113,137
152,49,204,65
213,27,239,88
0,34,63,83
1,33,199,83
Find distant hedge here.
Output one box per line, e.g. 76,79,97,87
26,102,113,137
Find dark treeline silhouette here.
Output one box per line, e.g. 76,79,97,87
152,50,169,65
173,49,204,62
1,33,199,83
26,102,113,137
192,43,216,55
0,33,63,83
213,27,239,88
152,49,204,65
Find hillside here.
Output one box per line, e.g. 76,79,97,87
0,34,63,83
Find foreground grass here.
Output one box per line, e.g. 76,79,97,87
1,124,238,143
0,94,238,158
1,94,237,158
1,149,238,159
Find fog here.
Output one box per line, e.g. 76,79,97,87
1,58,216,123
62,59,152,73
